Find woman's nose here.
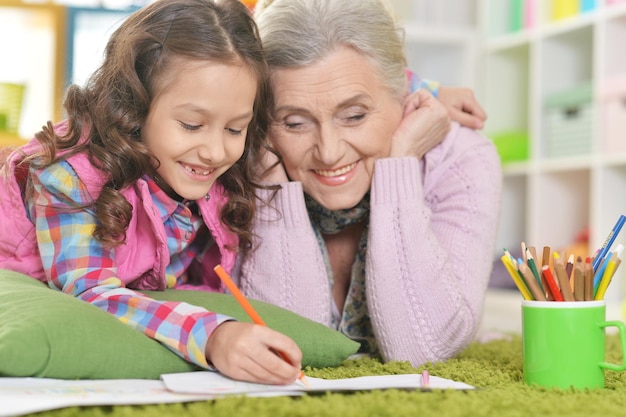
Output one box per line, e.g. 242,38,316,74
315,123,343,164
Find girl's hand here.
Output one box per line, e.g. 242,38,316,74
206,321,303,385
390,89,451,159
437,86,487,130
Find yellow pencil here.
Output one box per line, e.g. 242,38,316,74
501,255,533,300
595,258,619,300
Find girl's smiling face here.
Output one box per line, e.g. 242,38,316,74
269,46,403,210
142,58,257,201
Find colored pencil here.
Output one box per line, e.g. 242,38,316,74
525,249,543,289
592,214,626,271
501,255,532,300
213,264,309,386
518,262,547,301
584,257,594,301
554,255,575,301
595,257,618,300
566,253,575,291
573,265,585,301
593,252,613,293
541,265,564,302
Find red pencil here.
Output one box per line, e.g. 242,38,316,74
541,265,564,302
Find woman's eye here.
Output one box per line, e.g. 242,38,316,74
345,113,366,123
179,121,202,131
281,116,309,130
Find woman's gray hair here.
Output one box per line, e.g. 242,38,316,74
254,0,408,100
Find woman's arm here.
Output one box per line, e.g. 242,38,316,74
366,123,502,367
406,71,487,130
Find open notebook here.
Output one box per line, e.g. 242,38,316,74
1,372,473,417
160,370,474,396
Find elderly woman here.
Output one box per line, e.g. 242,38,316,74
237,0,503,368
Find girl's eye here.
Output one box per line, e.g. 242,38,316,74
179,121,202,131
226,127,244,136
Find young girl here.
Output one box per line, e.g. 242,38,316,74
0,0,301,385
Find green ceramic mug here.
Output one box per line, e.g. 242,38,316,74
522,300,626,389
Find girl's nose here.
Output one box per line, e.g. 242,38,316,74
197,131,226,163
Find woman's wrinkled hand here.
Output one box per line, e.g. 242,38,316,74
437,86,487,130
390,89,451,159
257,147,289,183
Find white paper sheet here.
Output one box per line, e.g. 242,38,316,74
0,377,214,417
0,372,473,417
160,371,474,395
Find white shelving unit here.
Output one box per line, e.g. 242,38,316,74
480,0,626,308
389,0,626,329
389,0,480,88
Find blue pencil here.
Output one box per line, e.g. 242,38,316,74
592,215,626,272
593,251,613,294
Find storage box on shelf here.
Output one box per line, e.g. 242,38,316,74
599,74,626,153
544,82,593,158
480,0,626,308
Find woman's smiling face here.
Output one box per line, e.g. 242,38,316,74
269,46,404,210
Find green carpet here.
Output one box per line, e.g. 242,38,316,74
25,334,626,417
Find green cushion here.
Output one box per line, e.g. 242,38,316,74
0,269,359,380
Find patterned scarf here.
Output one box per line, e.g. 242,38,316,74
304,193,380,357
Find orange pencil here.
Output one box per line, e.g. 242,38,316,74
213,264,309,386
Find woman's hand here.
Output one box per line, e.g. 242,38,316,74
437,86,487,130
206,321,303,385
390,89,451,159
257,147,289,183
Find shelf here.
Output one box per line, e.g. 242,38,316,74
481,0,626,307
392,0,479,87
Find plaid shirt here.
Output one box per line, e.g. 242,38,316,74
405,70,440,98
27,160,231,368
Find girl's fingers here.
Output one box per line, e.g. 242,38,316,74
207,322,302,385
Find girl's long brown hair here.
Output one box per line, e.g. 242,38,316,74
23,0,271,252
